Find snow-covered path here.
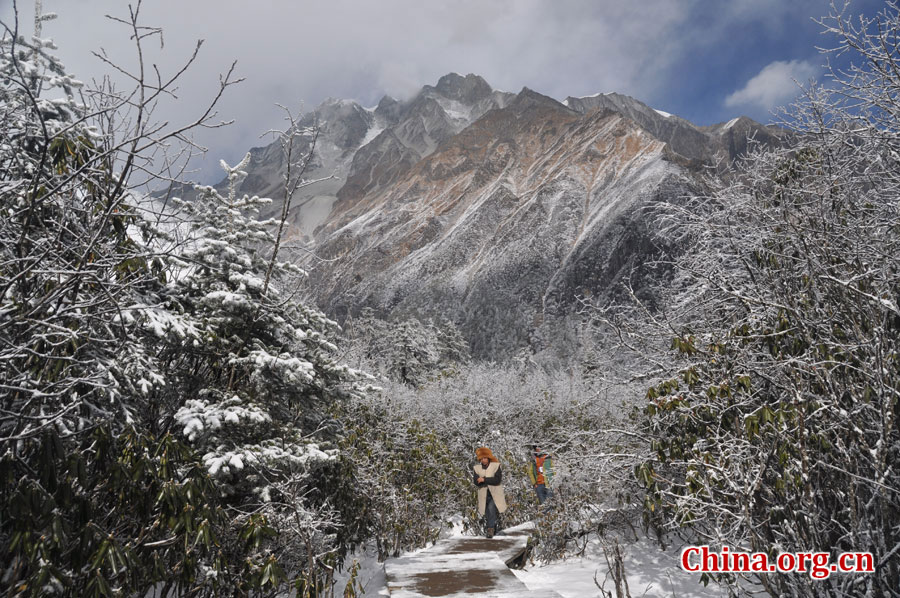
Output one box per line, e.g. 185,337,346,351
384,524,562,597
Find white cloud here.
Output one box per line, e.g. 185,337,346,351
0,1,833,181
725,59,819,110
2,0,705,181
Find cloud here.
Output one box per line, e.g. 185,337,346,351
2,0,704,181
0,1,837,181
725,59,819,110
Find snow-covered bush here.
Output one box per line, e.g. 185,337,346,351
628,5,900,596
0,5,366,597
342,309,470,387
338,396,471,559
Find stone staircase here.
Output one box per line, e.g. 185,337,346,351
384,524,564,597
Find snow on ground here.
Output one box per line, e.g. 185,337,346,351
332,544,390,597
513,536,728,598
432,95,473,122
570,92,615,100
337,520,729,597
334,516,470,596
294,194,337,238
361,122,386,146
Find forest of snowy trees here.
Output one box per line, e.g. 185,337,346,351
1,1,898,597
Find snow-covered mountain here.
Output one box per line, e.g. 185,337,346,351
217,74,783,359
222,73,512,242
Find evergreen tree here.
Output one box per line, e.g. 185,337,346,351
159,158,368,592
0,5,366,596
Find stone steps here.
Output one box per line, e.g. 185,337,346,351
384,524,564,597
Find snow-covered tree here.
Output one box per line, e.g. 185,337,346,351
152,156,369,592
624,4,900,596
0,4,239,595
344,309,470,386
0,4,158,459
0,4,367,596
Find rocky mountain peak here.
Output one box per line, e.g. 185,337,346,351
310,98,373,149
562,90,784,164
431,72,494,104
511,87,572,113
703,115,757,134
374,95,402,123
701,116,785,162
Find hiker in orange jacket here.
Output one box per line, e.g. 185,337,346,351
473,447,507,538
527,444,554,505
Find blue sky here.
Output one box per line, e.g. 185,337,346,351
0,0,888,182
660,1,876,125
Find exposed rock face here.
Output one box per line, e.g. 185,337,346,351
308,87,699,359
337,74,513,205
213,74,783,359
565,92,783,165
700,116,784,163
566,92,712,163
208,73,514,243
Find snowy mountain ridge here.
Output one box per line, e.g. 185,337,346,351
215,74,783,359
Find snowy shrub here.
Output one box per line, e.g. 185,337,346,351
342,309,470,386
629,6,900,596
337,397,472,559
0,6,367,597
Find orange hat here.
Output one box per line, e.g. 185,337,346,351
475,447,498,462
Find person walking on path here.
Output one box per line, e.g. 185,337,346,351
473,447,507,538
527,444,554,505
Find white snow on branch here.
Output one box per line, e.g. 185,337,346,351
176,396,271,442
202,441,335,477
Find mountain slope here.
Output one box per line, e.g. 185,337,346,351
308,87,701,358
186,73,512,243
209,74,783,359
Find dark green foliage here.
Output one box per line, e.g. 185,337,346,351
0,427,242,597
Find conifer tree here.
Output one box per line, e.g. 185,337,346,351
0,4,366,596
